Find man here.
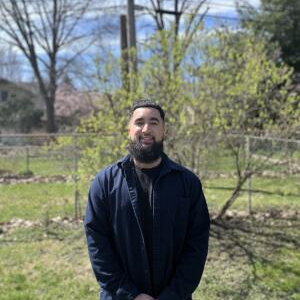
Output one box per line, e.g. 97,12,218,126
84,100,210,300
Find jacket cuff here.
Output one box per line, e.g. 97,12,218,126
115,283,140,300
127,290,140,300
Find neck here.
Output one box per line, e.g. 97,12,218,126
133,156,162,169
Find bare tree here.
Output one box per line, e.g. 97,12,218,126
0,0,93,132
146,0,208,73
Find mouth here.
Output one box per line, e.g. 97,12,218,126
139,136,154,145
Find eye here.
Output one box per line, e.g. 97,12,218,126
135,120,144,126
150,121,158,125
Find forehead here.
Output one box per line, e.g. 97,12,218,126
131,107,163,121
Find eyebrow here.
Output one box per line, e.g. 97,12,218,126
134,117,160,122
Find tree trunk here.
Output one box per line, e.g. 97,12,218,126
214,187,241,220
44,95,56,133
214,175,249,220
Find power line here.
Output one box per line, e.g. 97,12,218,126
0,0,299,18
186,0,300,14
0,1,287,25
204,14,240,22
0,1,296,44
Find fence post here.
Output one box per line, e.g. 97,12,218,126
286,140,292,175
26,146,30,173
245,135,252,215
73,134,81,220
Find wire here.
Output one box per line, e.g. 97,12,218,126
187,0,300,14
0,0,297,38
204,14,240,22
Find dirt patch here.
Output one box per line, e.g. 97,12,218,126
211,209,299,221
0,216,82,234
0,174,68,184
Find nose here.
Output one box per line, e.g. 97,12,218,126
142,123,151,133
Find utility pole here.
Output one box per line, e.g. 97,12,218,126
174,0,180,37
155,2,182,74
127,0,137,74
154,7,182,36
120,14,129,90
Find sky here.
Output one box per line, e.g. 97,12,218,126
200,0,261,15
0,0,262,83
99,0,261,19
90,0,262,47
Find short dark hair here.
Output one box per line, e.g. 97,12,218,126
130,99,165,121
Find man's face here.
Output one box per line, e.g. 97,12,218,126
128,107,165,163
128,107,165,145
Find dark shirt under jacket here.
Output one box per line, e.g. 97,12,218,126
133,161,162,292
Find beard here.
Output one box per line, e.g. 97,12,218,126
128,137,164,163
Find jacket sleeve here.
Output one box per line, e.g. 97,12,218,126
84,172,140,299
158,175,210,300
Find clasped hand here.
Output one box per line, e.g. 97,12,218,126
134,293,158,300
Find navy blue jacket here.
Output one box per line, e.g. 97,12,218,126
84,154,210,300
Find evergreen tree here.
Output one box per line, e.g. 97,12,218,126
237,0,300,72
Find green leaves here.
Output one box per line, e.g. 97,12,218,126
194,30,298,136
51,27,299,187
238,0,300,72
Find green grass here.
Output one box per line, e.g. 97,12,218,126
0,218,299,300
204,175,300,212
0,225,97,300
197,215,300,300
255,248,300,299
203,150,237,173
0,150,299,299
0,174,299,223
0,154,74,176
25,156,74,176
0,182,75,222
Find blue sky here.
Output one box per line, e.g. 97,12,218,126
93,0,262,48
0,0,261,82
75,0,263,89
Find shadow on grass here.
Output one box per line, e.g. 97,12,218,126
1,215,299,299
210,214,300,298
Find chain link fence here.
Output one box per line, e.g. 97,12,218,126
0,133,299,224
0,134,82,225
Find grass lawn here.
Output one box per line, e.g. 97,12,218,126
198,216,300,300
0,224,97,300
203,175,300,213
0,155,74,177
0,166,299,299
0,182,75,222
0,174,298,223
0,217,299,300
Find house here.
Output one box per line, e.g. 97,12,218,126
54,79,103,127
0,77,103,133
